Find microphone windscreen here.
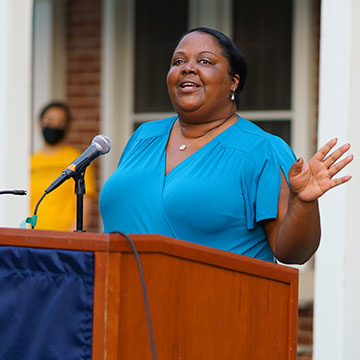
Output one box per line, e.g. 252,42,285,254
92,135,112,154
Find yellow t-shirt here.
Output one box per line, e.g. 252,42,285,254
30,145,96,231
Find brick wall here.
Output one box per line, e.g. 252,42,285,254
66,0,102,232
297,305,314,359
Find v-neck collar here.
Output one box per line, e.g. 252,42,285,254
163,114,240,178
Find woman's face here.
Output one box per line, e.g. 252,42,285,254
40,107,68,130
40,107,68,145
167,31,239,120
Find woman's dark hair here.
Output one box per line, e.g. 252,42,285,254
39,101,72,128
171,27,247,108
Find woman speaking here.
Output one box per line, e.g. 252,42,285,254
99,27,352,264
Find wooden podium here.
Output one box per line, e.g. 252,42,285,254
0,228,298,359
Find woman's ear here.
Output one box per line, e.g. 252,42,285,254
231,74,240,92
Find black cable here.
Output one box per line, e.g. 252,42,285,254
0,190,27,195
31,192,47,229
110,231,157,360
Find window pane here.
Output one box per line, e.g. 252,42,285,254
233,0,292,111
134,0,188,112
252,120,291,145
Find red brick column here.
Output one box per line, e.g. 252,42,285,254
66,0,102,232
297,305,314,359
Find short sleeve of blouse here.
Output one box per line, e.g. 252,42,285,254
117,117,175,167
241,137,297,229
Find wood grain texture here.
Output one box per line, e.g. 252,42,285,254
92,252,108,360
115,252,297,359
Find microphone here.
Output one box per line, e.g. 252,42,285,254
45,135,111,194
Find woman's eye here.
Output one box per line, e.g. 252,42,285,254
173,59,184,66
200,59,211,65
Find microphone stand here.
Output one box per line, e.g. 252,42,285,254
74,170,86,232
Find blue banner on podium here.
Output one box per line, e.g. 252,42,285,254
0,246,94,360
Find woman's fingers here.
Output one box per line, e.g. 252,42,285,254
290,138,353,196
328,154,354,177
330,174,352,189
289,157,304,177
323,143,351,168
314,138,338,161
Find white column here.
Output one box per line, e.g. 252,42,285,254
292,0,317,162
290,0,318,305
101,0,134,184
32,0,53,151
32,0,66,152
0,0,33,227
314,0,360,359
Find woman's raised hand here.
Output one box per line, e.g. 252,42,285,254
288,138,353,202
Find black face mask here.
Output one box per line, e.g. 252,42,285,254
42,127,66,145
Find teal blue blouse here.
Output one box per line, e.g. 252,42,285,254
99,115,297,262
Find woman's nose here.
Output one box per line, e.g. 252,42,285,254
182,60,197,74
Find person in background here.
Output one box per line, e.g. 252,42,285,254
99,27,353,264
30,101,96,231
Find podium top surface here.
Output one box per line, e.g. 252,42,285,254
0,227,297,283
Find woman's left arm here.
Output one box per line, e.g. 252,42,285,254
264,138,353,264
